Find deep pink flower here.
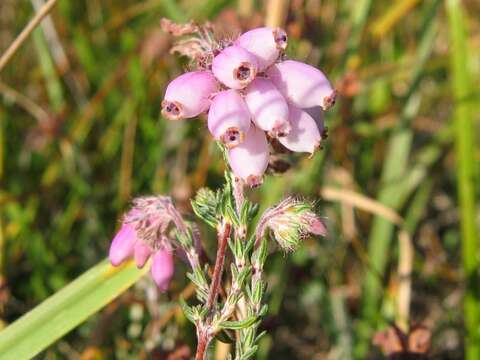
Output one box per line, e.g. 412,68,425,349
108,196,181,291
235,27,287,71
151,250,175,291
212,45,258,89
208,89,251,148
244,78,290,137
278,106,321,154
161,71,219,120
134,242,152,269
227,125,269,187
267,60,336,110
307,216,327,236
109,223,136,266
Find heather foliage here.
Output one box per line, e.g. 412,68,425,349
0,1,478,359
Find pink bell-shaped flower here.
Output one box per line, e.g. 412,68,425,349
151,249,175,292
208,89,251,148
227,125,269,187
244,78,290,137
278,106,321,154
304,106,326,136
267,60,336,110
212,45,258,89
134,242,152,269
235,27,287,71
161,71,219,120
109,223,137,266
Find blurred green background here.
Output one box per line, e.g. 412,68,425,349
0,0,479,358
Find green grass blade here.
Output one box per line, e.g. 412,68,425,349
0,259,147,360
446,0,480,358
32,28,64,112
357,1,440,355
344,0,372,66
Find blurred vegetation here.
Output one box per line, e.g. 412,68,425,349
0,0,479,359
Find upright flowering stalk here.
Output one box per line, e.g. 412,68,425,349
107,20,334,360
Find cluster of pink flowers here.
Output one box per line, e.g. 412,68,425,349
108,197,179,291
162,26,335,187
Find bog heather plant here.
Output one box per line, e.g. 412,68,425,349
109,19,335,360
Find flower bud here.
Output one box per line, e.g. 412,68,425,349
134,242,152,269
162,71,219,120
208,89,251,148
151,249,175,291
256,197,327,251
279,106,321,154
235,27,287,71
244,78,290,137
227,125,269,187
212,45,258,89
267,60,336,110
109,224,136,266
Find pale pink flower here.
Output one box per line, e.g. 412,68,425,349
227,125,269,187
235,27,287,71
278,106,321,154
208,89,251,148
244,78,290,137
161,71,219,120
151,250,175,291
304,106,324,131
212,45,258,89
267,60,336,110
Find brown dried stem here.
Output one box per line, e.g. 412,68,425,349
0,0,58,73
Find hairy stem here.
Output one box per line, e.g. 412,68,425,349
206,222,232,311
232,176,245,214
195,330,211,360
195,221,232,359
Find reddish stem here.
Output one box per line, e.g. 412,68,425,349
206,222,231,310
195,330,211,360
194,222,231,359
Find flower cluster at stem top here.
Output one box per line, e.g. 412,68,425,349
161,26,336,187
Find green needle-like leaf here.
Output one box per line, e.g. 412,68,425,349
219,316,258,330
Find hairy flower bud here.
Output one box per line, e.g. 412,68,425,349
235,27,287,71
244,78,290,137
208,89,251,148
212,45,258,89
267,60,336,110
151,249,175,291
227,125,269,187
256,197,327,251
278,106,321,154
162,71,219,120
109,224,136,266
